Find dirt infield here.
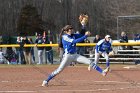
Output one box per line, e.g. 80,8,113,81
0,64,140,93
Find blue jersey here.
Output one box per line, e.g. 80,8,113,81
62,33,87,54
95,39,112,53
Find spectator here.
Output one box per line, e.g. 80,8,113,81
119,31,128,43
43,37,53,65
134,34,140,41
119,31,128,50
0,49,4,64
93,34,101,43
5,47,17,64
16,36,25,64
93,34,101,51
28,38,35,64
22,36,32,65
35,34,44,64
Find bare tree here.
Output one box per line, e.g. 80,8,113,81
0,0,139,41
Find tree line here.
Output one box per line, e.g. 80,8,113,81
0,0,139,40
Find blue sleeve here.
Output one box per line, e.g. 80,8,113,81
74,34,83,39
72,35,87,44
95,39,104,53
80,26,86,35
109,47,112,52
95,45,99,53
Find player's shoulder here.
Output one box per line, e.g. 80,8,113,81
97,39,104,45
62,34,67,39
109,39,113,44
62,34,73,42
62,34,68,37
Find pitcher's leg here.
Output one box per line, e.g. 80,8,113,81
42,54,72,86
75,54,91,65
90,62,108,76
75,54,106,76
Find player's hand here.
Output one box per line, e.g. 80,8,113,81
85,31,91,36
108,51,115,57
97,53,100,56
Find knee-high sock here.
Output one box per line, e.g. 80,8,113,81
106,60,110,67
92,63,103,73
46,74,55,82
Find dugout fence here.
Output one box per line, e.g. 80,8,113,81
0,41,140,64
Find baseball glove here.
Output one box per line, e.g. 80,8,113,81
108,51,115,57
79,14,88,26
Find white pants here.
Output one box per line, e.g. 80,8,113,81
38,50,43,64
52,53,91,75
94,49,109,64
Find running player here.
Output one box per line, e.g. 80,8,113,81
88,35,112,72
42,25,109,86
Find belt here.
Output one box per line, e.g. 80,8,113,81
67,52,76,54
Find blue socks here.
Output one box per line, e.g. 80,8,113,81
106,60,110,67
92,63,103,73
46,74,55,82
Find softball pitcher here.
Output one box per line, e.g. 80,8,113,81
42,25,109,86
